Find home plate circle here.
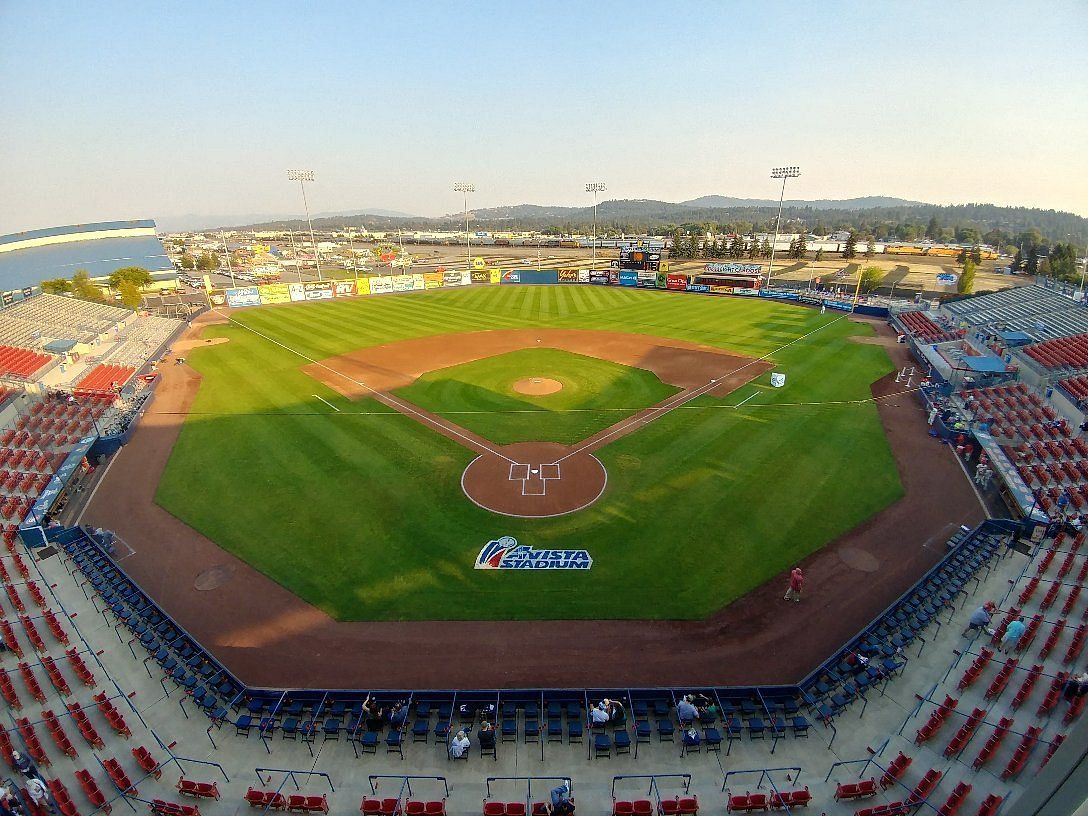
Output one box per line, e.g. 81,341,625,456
461,441,608,517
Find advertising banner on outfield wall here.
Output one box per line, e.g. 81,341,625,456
331,280,357,297
226,287,262,307
655,272,667,288
356,277,371,295
425,273,444,289
589,271,610,285
686,284,709,293
637,270,657,287
392,274,414,292
518,270,559,285
500,270,521,284
489,270,501,284
666,274,688,290
730,287,759,297
370,276,394,294
288,283,305,302
258,283,292,304
558,269,579,283
578,270,591,283
443,271,464,287
413,274,426,291
619,270,639,287
303,281,335,300
470,271,489,283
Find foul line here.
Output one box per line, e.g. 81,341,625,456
312,394,340,412
217,310,516,464
734,392,760,409
550,313,851,466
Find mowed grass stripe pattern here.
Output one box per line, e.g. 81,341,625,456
156,287,902,621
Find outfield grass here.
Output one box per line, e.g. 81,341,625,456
156,287,902,621
394,348,680,445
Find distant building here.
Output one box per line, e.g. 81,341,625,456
0,220,175,295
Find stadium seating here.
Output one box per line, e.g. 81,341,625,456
0,345,53,380
73,365,136,396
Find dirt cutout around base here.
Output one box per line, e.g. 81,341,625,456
512,378,563,396
462,442,607,517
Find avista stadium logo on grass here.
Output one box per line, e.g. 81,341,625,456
475,536,593,570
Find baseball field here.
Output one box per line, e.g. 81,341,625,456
155,286,903,621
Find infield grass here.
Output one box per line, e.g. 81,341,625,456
156,287,902,621
394,348,680,445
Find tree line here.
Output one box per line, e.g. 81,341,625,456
39,267,154,308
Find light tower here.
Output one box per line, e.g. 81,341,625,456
585,182,606,268
453,182,475,271
287,170,323,281
767,166,801,287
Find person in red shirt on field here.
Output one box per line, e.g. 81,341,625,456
784,567,804,602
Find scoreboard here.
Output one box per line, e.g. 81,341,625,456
613,247,662,272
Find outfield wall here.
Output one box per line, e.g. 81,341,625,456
219,268,891,316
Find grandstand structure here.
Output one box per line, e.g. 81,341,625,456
0,221,175,294
0,513,1070,816
0,293,181,395
890,284,1088,525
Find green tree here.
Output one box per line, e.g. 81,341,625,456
958,259,977,294
179,253,196,270
1027,246,1040,275
117,280,143,308
858,265,885,293
40,278,72,295
70,270,105,303
970,243,982,265
196,252,219,271
747,236,759,260
688,231,700,258
842,232,858,259
670,228,685,259
1048,243,1079,280
925,216,941,239
865,238,875,258
760,238,772,258
814,248,824,262
956,248,968,265
108,266,152,290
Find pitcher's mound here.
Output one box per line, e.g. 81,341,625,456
512,377,563,396
462,441,607,517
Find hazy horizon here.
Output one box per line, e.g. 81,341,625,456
2,0,1086,235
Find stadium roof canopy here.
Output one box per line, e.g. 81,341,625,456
0,220,174,291
962,355,1009,373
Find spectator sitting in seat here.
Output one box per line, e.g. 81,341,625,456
607,699,626,725
478,721,496,752
448,730,470,758
23,777,52,814
676,695,699,724
11,751,36,780
389,702,408,729
588,704,609,726
543,781,574,816
961,601,997,637
0,787,24,816
1062,672,1088,704
691,693,717,718
362,696,385,731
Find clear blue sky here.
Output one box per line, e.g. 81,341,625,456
1,0,1086,233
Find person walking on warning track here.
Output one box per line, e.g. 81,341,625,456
783,567,804,602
